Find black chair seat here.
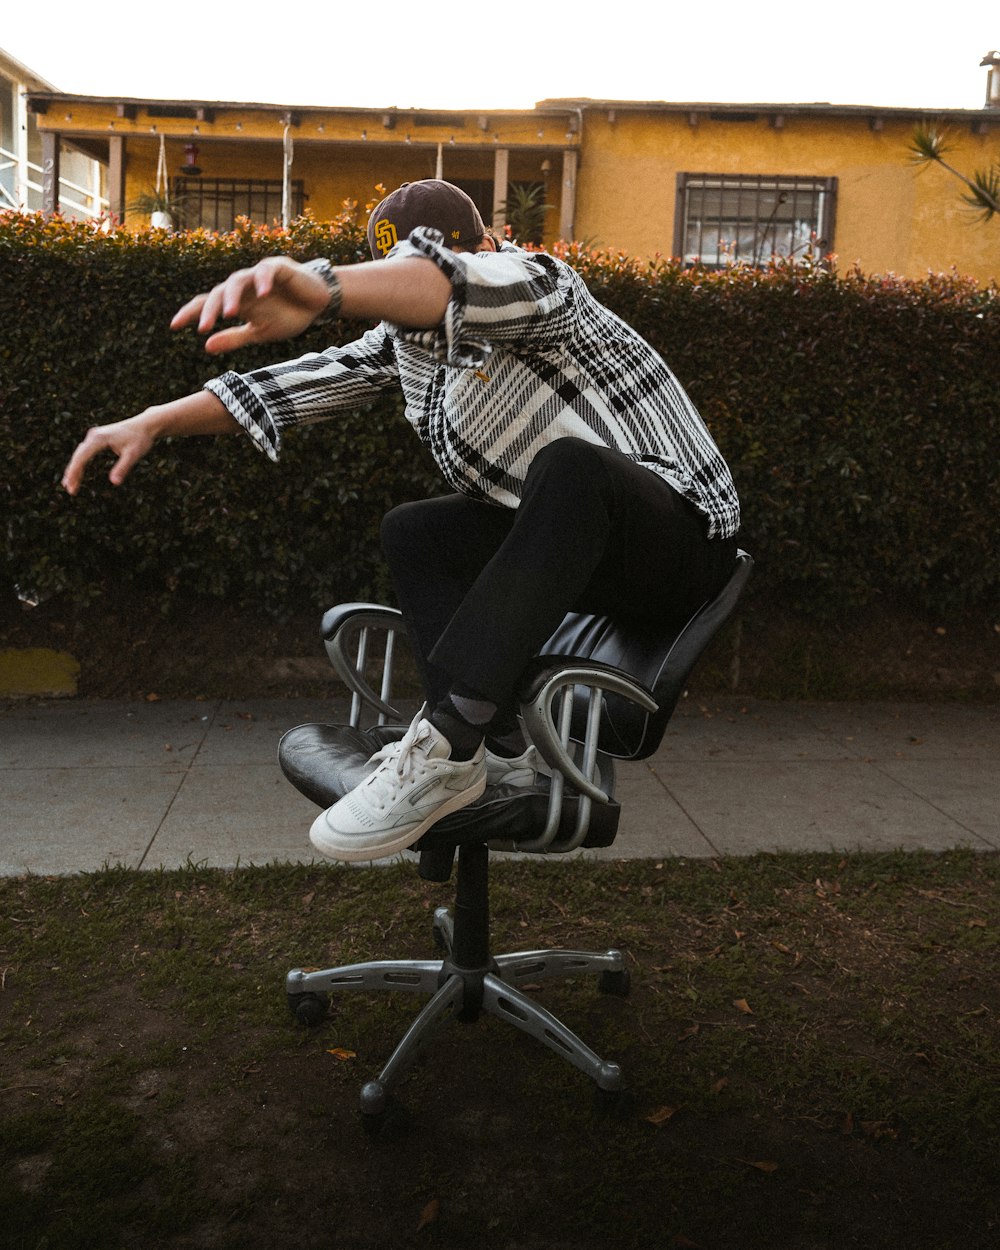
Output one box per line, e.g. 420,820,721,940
279,721,620,851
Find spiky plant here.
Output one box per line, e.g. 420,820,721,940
909,127,1000,222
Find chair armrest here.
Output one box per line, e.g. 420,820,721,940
321,602,404,642
321,603,407,726
519,660,658,807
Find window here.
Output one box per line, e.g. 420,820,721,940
176,177,305,230
675,173,836,267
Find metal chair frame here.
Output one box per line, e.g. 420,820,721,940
282,552,753,1117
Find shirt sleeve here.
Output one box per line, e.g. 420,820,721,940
203,324,400,460
389,228,577,368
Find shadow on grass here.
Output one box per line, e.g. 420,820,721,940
2,850,998,1249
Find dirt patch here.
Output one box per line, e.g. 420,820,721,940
1,855,998,1249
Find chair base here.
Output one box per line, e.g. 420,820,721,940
286,843,628,1116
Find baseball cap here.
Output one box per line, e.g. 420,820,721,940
366,180,487,259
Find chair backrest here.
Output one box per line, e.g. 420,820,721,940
535,549,753,760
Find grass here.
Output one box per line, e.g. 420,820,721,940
2,850,999,1249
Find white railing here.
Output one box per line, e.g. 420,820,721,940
0,143,107,218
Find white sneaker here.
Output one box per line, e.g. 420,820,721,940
309,713,486,862
485,745,539,788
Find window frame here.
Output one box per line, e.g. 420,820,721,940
673,173,837,268
175,176,306,231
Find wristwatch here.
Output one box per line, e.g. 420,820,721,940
302,257,343,324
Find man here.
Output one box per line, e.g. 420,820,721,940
63,179,740,864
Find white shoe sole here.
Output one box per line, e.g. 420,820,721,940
309,771,487,863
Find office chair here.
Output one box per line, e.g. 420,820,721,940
279,550,752,1119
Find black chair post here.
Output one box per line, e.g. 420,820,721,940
448,842,491,975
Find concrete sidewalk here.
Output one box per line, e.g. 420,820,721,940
1,696,997,876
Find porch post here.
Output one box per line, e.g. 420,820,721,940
108,136,127,222
492,147,509,233
282,121,294,227
40,131,60,216
559,148,577,242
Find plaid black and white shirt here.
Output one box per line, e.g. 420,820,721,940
204,228,740,539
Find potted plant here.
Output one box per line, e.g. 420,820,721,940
128,186,190,231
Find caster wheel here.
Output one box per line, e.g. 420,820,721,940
360,1084,408,1136
598,967,631,997
362,1080,387,1120
287,992,329,1026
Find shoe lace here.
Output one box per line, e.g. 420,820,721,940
364,716,432,808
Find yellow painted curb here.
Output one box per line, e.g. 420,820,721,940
0,648,80,698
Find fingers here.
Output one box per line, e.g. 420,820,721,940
170,268,256,334
61,424,151,495
61,446,88,496
170,258,308,351
61,428,105,496
215,260,283,322
107,442,144,486
170,270,264,338
201,324,257,355
194,284,227,333
170,292,208,330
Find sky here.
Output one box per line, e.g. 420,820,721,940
3,2,998,113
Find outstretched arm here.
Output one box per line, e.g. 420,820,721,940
61,391,239,496
63,250,455,494
172,254,454,353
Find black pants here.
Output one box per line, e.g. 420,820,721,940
380,438,736,713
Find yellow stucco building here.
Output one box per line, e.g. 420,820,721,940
23,86,1000,284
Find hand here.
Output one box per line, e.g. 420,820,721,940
171,256,332,353
61,393,236,496
61,412,158,496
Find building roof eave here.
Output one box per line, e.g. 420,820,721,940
23,90,577,122
1,48,57,92
537,96,999,122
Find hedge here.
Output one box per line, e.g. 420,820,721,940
2,211,998,622
1,208,439,617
